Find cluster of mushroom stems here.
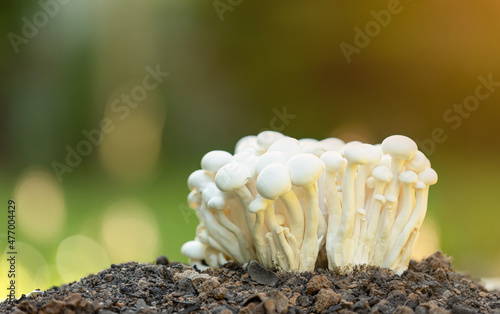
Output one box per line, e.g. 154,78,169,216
181,131,437,274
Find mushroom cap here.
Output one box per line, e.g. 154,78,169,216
268,137,301,159
188,170,214,191
207,196,227,211
187,190,201,209
256,163,292,200
361,144,382,164
340,141,363,153
249,197,269,213
357,208,367,216
418,167,438,186
320,151,346,173
275,214,286,226
298,138,319,152
256,131,284,151
320,138,345,152
415,181,427,190
372,166,393,183
231,152,258,179
201,150,233,173
287,153,325,187
215,162,252,191
381,135,418,160
256,151,287,174
235,135,257,154
202,183,222,201
399,170,419,184
343,146,369,165
405,151,431,173
366,177,376,189
307,138,345,156
181,240,205,260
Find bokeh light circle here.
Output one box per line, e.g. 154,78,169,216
101,199,160,263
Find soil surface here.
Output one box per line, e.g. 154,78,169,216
2,251,499,314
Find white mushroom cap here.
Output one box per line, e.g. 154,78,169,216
298,138,318,152
276,214,286,226
187,190,202,209
319,138,345,152
268,137,301,159
188,170,214,191
381,135,418,160
343,146,369,165
235,135,257,154
418,167,438,186
287,153,325,187
257,131,284,151
256,151,287,174
215,162,252,191
202,183,223,203
415,181,427,190
201,150,233,173
405,151,431,173
181,240,205,260
249,196,270,213
231,152,258,179
256,163,292,200
340,141,363,153
399,170,419,184
372,166,393,183
207,196,227,211
320,151,346,173
361,144,382,164
366,177,376,189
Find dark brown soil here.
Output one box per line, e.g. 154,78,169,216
2,251,499,314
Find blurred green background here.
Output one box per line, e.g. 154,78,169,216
1,0,500,298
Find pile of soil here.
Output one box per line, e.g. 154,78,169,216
2,251,499,314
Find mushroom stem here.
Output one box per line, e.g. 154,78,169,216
214,209,256,261
276,226,296,270
252,211,269,266
264,202,289,269
372,196,397,266
200,202,246,264
279,190,305,246
299,182,320,271
332,147,368,268
394,229,419,275
352,209,367,264
383,171,418,267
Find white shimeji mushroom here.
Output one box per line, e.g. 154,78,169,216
182,131,438,274
249,196,272,267
360,166,393,264
321,151,347,269
287,153,325,271
332,146,368,268
181,240,206,268
201,150,233,174
215,162,256,230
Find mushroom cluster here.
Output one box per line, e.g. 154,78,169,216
181,131,437,274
